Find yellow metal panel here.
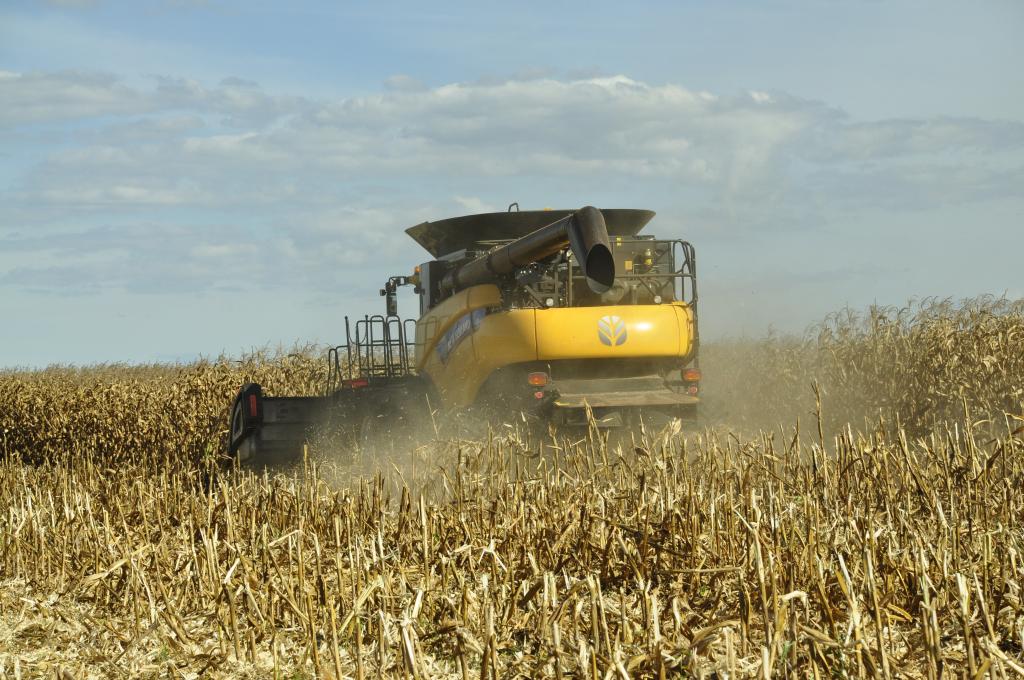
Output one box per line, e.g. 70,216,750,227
415,284,502,407
672,302,695,358
425,322,482,406
534,305,686,360
457,309,538,407
414,284,501,372
425,309,539,409
418,296,695,410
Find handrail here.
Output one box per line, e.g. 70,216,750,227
324,314,418,394
563,237,696,306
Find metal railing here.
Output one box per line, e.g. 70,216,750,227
325,315,417,395
562,237,697,306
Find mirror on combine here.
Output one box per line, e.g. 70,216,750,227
381,274,412,317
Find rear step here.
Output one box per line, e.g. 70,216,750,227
548,375,698,428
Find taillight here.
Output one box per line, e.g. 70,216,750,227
682,368,702,382
248,394,259,417
534,391,545,399
343,378,369,389
527,372,548,387
687,385,699,396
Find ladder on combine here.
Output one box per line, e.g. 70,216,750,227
325,315,418,395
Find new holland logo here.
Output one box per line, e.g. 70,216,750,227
597,315,628,346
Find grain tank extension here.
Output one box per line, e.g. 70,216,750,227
229,205,699,463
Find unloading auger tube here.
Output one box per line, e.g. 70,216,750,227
440,205,616,295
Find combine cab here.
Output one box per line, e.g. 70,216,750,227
229,206,699,464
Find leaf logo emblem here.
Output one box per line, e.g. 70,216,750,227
597,315,627,346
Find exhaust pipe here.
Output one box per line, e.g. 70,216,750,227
441,205,615,294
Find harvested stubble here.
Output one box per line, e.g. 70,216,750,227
1,422,1023,678
1,297,1023,678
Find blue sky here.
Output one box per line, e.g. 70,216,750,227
1,0,1022,366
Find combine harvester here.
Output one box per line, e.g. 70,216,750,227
228,206,700,464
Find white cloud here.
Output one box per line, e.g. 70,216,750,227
384,75,427,93
1,70,1022,299
453,196,497,213
190,243,257,258
0,70,149,125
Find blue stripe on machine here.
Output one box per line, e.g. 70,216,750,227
437,308,487,363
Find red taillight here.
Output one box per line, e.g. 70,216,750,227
248,394,259,417
343,378,369,389
534,391,545,399
687,385,699,396
682,368,702,382
527,372,548,387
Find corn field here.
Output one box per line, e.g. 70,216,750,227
700,296,1024,436
1,297,1022,678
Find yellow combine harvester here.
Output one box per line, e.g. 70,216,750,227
229,206,699,464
